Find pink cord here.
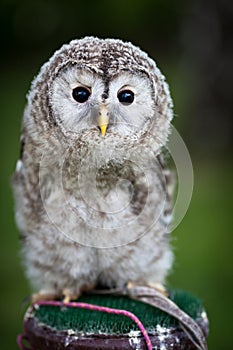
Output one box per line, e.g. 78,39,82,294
17,333,32,350
17,300,152,350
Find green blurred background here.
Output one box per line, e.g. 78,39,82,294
0,0,232,349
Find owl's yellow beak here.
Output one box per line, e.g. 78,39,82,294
98,105,109,137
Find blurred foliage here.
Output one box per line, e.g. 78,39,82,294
0,0,232,349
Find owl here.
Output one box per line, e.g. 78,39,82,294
13,37,174,302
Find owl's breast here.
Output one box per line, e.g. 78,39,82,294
39,137,166,246
63,157,144,220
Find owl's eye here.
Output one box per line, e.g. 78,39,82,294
117,90,134,105
72,86,91,103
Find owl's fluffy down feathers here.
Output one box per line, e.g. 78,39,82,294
13,37,174,297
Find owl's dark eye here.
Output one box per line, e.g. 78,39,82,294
117,90,134,105
72,86,91,103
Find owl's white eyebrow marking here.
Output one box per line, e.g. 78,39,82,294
65,67,95,88
74,79,91,89
118,85,136,94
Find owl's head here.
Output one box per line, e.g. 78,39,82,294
27,37,173,148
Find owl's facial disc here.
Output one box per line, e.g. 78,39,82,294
50,65,155,137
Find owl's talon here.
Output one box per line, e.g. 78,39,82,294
30,291,59,304
148,282,168,297
126,281,168,297
62,288,79,303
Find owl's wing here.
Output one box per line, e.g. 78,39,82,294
127,285,208,350
156,153,175,230
89,285,208,350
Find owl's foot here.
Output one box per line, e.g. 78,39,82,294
30,289,81,304
62,288,80,304
126,281,168,297
62,283,96,303
30,291,60,304
147,282,168,297
28,290,80,305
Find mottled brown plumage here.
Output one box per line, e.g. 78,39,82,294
13,37,174,300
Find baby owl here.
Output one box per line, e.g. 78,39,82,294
13,37,174,301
